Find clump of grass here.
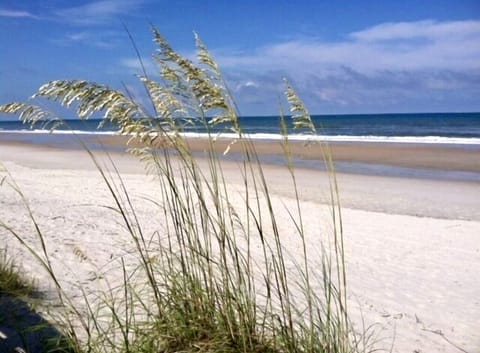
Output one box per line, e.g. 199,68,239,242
0,26,368,353
0,247,78,353
0,248,37,298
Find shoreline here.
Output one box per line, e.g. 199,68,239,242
1,132,480,182
1,139,479,222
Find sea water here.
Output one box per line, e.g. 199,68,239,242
1,112,480,143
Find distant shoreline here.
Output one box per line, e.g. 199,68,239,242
1,131,479,182
2,129,480,145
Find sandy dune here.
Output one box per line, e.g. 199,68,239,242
0,141,479,353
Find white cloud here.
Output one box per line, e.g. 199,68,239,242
209,20,480,113
234,80,259,91
120,58,157,75
55,0,143,25
215,20,480,73
121,58,144,70
350,20,480,42
1,1,144,25
0,8,39,19
244,81,258,87
53,30,124,48
315,88,346,104
66,32,89,41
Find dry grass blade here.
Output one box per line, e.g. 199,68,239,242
284,80,316,133
0,102,64,130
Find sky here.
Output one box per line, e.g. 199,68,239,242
1,0,479,117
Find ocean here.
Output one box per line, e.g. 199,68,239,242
1,112,480,144
1,112,480,181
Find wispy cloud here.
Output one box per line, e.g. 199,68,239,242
350,20,480,42
120,57,157,75
1,1,144,25
0,8,39,19
210,20,480,112
55,0,144,25
53,30,124,48
217,20,480,73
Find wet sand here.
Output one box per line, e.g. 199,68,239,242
2,132,479,172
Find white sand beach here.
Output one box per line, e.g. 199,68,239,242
0,140,479,353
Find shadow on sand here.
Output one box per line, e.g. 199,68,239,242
0,294,74,353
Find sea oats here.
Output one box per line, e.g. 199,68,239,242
0,28,354,353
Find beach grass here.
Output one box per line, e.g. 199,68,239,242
0,247,79,353
0,27,368,353
0,248,37,299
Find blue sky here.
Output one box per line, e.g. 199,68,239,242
1,0,479,117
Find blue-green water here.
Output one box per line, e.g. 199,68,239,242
1,112,480,142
